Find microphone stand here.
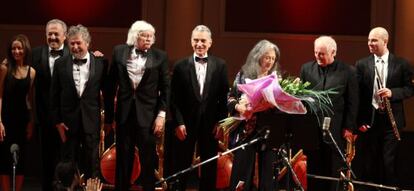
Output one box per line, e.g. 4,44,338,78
323,129,356,181
156,130,270,189
307,174,402,191
277,147,304,191
12,159,16,191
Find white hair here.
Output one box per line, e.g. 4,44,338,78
46,19,67,34
314,36,337,56
191,25,212,41
126,20,156,46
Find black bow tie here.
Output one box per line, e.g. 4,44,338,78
195,56,208,63
135,49,148,57
73,58,87,65
50,49,63,57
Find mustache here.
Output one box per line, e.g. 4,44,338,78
48,38,60,43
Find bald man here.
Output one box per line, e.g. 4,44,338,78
354,27,414,188
300,36,359,190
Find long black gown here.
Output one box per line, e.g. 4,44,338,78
0,67,31,175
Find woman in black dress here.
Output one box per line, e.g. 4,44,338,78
0,34,36,191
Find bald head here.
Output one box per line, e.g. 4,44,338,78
314,36,337,66
368,27,389,56
370,27,389,41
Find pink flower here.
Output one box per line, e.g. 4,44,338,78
237,73,307,119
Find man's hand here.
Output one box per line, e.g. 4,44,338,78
175,125,187,141
92,51,104,57
378,88,392,98
153,116,165,137
0,122,5,142
343,128,353,140
56,123,69,143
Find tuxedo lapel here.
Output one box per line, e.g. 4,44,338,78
368,55,376,88
82,54,96,97
137,49,153,90
121,46,135,90
41,47,52,80
202,57,216,100
188,57,202,101
88,54,96,79
66,57,79,97
121,46,131,67
386,54,396,87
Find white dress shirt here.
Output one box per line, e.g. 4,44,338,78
48,45,64,76
194,53,208,95
73,52,90,97
372,51,389,109
127,48,147,89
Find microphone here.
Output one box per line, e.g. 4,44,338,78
322,117,331,136
259,129,270,151
263,130,270,140
10,144,19,166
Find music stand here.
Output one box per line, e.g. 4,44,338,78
256,110,320,190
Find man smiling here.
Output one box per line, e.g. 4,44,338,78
50,24,108,180
169,25,229,191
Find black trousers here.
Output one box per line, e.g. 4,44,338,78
115,106,157,191
170,124,218,191
39,123,61,191
60,126,99,179
353,111,399,190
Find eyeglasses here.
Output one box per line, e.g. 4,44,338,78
138,33,154,39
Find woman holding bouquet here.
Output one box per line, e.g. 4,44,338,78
228,39,281,191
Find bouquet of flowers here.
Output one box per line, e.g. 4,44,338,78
219,73,336,135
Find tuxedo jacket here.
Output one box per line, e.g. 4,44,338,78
50,53,109,134
105,45,169,128
170,55,229,136
300,60,359,139
356,53,414,129
32,45,70,127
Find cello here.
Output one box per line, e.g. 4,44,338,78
99,134,141,185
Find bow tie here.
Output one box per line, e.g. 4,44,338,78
195,56,208,63
135,49,148,57
73,58,87,65
50,49,64,57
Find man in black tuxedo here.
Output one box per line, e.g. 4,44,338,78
104,20,169,191
50,24,108,179
32,19,69,191
354,27,414,188
300,36,358,190
170,25,229,191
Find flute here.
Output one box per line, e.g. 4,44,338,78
374,68,401,141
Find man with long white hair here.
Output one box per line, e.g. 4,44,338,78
104,20,169,191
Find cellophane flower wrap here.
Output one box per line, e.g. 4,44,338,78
219,73,336,135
